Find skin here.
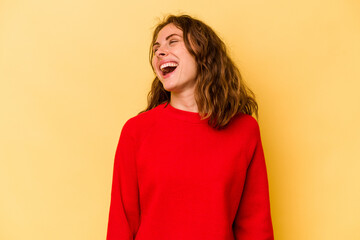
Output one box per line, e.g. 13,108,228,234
152,23,199,113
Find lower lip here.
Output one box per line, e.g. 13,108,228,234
162,67,177,79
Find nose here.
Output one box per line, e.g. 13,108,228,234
155,45,169,57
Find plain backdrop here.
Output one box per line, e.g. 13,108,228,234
1,0,359,239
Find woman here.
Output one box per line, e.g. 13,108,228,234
107,15,274,240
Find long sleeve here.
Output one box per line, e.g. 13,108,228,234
106,104,274,239
232,123,274,239
107,121,140,240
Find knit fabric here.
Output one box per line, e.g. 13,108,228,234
107,102,274,240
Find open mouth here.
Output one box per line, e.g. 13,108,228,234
160,62,178,76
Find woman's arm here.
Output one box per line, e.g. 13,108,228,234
233,122,274,239
107,120,140,240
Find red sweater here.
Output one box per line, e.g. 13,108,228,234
107,103,274,240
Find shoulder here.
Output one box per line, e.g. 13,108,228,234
226,113,261,140
120,103,166,138
230,113,260,130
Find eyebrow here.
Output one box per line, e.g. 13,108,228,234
153,34,182,47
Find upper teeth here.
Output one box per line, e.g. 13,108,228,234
160,62,178,70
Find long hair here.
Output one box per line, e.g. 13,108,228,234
142,14,258,129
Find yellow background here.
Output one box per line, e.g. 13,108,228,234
1,0,359,239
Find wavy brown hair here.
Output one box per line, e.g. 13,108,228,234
142,14,258,129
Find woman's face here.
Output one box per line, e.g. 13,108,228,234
152,23,198,94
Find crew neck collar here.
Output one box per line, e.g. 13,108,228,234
159,102,206,123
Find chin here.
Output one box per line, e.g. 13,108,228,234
162,86,176,93
161,80,177,92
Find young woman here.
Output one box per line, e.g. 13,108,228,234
107,15,274,240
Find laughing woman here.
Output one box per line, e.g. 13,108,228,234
107,15,274,240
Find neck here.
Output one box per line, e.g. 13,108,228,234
170,90,198,113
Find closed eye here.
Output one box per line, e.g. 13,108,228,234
152,39,179,54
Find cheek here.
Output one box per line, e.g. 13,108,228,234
152,61,163,79
151,60,158,74
188,57,198,75
151,59,156,70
